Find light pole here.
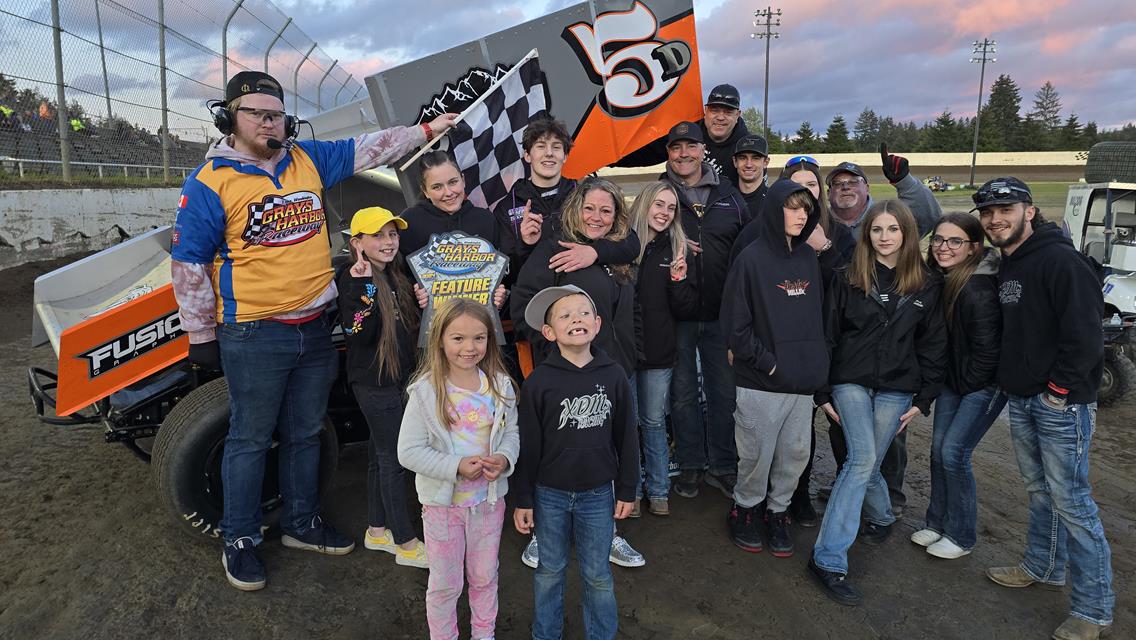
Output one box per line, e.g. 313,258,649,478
750,6,781,142
968,38,996,188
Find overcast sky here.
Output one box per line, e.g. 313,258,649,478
276,0,1135,134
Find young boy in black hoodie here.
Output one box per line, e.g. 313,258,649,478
720,179,829,557
513,285,639,639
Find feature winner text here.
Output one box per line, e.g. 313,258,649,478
430,276,493,305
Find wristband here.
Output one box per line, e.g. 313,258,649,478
422,122,434,141
817,240,833,254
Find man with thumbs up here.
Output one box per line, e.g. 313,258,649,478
825,144,941,239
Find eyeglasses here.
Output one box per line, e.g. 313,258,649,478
930,235,973,250
973,181,1032,206
784,155,819,168
832,178,864,189
236,107,286,123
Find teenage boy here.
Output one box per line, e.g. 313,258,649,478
975,177,1114,640
513,285,639,640
721,180,828,556
494,116,638,276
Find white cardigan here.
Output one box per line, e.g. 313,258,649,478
396,372,520,507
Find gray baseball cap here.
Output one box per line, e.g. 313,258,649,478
524,285,596,331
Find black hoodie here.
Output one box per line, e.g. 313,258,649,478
634,228,700,369
996,221,1103,403
398,199,502,258
514,347,640,508
510,232,638,376
614,118,752,188
663,164,749,321
336,267,417,389
722,180,829,394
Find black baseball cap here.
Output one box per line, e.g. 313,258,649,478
225,71,285,104
733,135,768,158
705,84,741,110
666,121,704,146
971,177,1033,211
826,161,868,187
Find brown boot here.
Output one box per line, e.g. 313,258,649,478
986,565,1064,589
1052,616,1111,640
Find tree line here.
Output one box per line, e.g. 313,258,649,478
746,74,1136,154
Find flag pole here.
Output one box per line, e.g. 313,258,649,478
399,48,539,172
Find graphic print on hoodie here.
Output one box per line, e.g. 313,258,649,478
513,347,640,509
721,179,829,395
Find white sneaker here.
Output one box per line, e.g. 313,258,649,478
910,528,942,547
521,536,539,569
364,528,396,554
395,541,429,569
927,537,971,559
609,535,645,567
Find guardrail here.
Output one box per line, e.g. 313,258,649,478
0,156,195,180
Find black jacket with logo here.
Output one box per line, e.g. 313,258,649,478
818,264,948,414
664,166,749,322
510,232,638,376
996,222,1103,403
944,249,1002,396
514,348,640,508
722,180,828,394
336,268,416,389
634,229,700,369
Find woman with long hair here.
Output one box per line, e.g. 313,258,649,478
628,181,699,516
911,212,1005,559
808,200,948,606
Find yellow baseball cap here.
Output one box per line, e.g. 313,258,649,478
349,206,408,235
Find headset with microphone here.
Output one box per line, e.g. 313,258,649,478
207,98,301,145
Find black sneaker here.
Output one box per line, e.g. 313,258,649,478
674,469,704,498
282,515,356,555
789,495,820,528
705,472,737,500
766,510,794,557
728,503,763,553
222,536,266,591
807,557,862,606
858,522,892,546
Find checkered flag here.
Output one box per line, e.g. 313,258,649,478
448,50,548,210
242,195,287,241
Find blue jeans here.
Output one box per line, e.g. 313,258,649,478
217,317,338,544
670,320,736,475
1008,394,1114,626
926,386,1006,549
533,484,618,640
812,384,911,574
637,368,672,500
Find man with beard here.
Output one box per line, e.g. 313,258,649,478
616,84,751,188
977,177,1113,640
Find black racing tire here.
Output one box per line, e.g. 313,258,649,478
1098,349,1136,407
1084,142,1136,184
151,377,340,543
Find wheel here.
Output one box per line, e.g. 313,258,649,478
151,377,340,543
1098,349,1136,407
1084,142,1136,183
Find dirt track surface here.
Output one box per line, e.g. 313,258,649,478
0,257,1132,640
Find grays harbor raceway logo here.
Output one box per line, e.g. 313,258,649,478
242,191,325,248
80,311,183,378
563,1,692,118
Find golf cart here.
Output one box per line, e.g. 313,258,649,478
1063,142,1136,405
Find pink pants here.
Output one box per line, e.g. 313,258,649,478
422,499,505,640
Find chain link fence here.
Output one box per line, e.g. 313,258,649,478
0,0,366,182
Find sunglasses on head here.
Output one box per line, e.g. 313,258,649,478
784,155,819,168
973,182,1032,205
